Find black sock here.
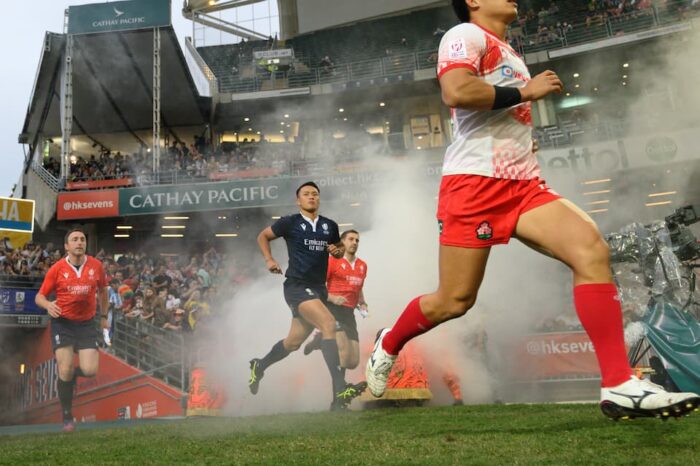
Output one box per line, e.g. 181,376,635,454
320,339,345,394
340,368,346,381
259,340,290,372
57,378,74,422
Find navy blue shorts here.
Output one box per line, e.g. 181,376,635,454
283,278,328,318
50,317,100,352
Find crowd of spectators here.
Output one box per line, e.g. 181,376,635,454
503,0,700,50
0,238,60,278
42,136,302,185
0,238,255,338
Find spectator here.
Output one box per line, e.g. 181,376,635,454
163,308,185,331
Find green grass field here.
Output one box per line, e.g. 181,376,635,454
1,404,698,465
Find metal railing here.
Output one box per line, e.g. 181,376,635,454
215,5,699,94
112,315,189,392
31,161,61,192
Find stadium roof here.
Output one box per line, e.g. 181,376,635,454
21,26,209,149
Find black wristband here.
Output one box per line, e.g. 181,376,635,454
492,86,522,110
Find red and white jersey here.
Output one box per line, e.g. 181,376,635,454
437,23,540,180
39,256,107,322
326,255,367,310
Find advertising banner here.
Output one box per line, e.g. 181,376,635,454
68,0,171,35
57,190,119,220
15,327,183,424
0,289,44,315
537,128,700,175
0,197,35,233
66,178,134,190
513,332,600,380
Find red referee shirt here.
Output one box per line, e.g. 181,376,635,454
326,255,367,309
39,256,107,322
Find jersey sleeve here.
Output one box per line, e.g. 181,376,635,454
329,221,341,245
437,24,486,79
271,215,292,238
39,264,58,297
97,262,107,288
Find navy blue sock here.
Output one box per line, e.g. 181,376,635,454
259,340,290,372
320,339,345,394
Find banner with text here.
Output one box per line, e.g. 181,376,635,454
512,332,600,380
57,190,119,220
0,289,44,315
68,0,171,35
15,327,183,424
537,128,700,175
0,197,35,233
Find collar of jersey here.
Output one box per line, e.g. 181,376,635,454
300,213,320,232
65,255,88,277
472,23,516,54
343,256,357,269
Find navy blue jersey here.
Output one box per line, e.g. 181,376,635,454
271,214,340,285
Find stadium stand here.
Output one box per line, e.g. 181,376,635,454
197,0,698,93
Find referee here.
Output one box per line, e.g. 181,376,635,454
35,226,109,432
248,181,366,411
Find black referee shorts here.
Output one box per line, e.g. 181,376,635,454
50,317,100,352
327,302,359,342
283,278,328,318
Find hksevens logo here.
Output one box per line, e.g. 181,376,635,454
114,7,125,17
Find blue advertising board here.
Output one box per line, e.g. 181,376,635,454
0,288,45,315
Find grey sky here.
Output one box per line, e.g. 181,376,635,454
0,0,278,197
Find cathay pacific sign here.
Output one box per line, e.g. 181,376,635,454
68,0,171,35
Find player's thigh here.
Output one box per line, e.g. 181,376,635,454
297,299,335,332
78,348,99,376
54,346,75,379
429,245,491,308
514,198,608,267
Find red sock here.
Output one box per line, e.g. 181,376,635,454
382,296,435,355
573,283,631,387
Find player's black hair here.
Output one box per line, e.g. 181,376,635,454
452,0,470,22
340,229,360,240
64,226,86,244
296,181,320,197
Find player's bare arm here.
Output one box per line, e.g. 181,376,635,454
257,226,282,274
327,294,348,305
36,293,61,318
439,68,563,110
327,242,345,259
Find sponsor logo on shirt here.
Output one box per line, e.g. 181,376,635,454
501,65,528,81
300,223,307,231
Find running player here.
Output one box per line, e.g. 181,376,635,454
366,0,699,420
304,230,368,378
35,226,109,431
249,182,367,411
